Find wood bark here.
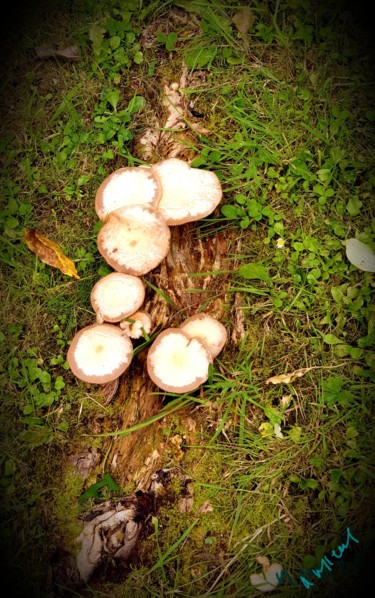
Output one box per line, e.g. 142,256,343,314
108,224,232,490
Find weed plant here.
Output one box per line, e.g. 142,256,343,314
0,0,374,596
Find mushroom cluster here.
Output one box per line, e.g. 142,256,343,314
67,158,226,393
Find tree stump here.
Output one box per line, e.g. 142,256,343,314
108,223,232,491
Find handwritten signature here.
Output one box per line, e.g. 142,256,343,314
276,527,360,589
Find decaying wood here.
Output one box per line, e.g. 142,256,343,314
109,224,232,491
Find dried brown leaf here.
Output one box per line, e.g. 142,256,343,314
232,6,254,36
198,500,213,514
266,367,314,385
35,44,81,61
24,229,80,279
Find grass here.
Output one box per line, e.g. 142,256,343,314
1,0,374,596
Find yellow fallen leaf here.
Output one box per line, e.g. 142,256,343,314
266,367,314,385
24,229,80,279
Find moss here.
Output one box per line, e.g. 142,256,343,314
53,466,85,554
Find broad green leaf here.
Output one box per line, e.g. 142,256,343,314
238,262,272,284
78,472,120,504
133,51,144,64
221,205,238,219
106,90,120,110
184,47,216,69
89,24,106,55
127,95,146,114
263,406,282,425
288,426,302,443
346,197,362,216
323,333,344,345
109,36,121,50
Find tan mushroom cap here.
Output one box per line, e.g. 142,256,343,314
90,272,145,323
95,166,161,221
151,158,222,225
147,328,212,393
97,204,171,276
67,324,133,384
179,313,227,358
120,310,152,339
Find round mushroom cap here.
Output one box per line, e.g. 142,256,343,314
97,204,171,276
90,272,145,323
151,158,222,225
95,166,161,221
179,313,227,358
120,310,152,339
67,324,133,384
147,328,212,393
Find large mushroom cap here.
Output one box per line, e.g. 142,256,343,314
90,272,145,323
179,313,227,358
97,204,171,276
151,158,222,225
95,166,161,221
67,324,133,384
147,328,212,393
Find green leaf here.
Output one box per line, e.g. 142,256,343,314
109,36,121,50
238,262,272,284
127,95,145,114
106,90,120,110
166,32,177,51
54,376,65,390
78,472,121,504
221,205,238,219
288,426,302,443
263,406,282,425
323,333,344,345
184,47,216,69
346,197,362,216
89,24,106,55
133,51,144,64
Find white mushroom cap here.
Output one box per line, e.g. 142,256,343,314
179,313,227,358
147,328,212,393
97,204,171,276
95,166,161,221
151,158,222,225
67,324,133,384
120,310,152,339
90,272,145,323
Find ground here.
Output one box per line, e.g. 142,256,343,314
0,1,374,597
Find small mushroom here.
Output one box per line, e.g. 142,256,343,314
147,328,212,393
95,166,161,221
151,158,222,225
67,323,133,384
90,272,145,323
120,310,152,339
97,204,171,276
179,313,227,358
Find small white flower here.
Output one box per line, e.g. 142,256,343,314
276,238,285,249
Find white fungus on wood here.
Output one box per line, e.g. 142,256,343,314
90,272,145,323
97,204,171,276
147,328,212,393
179,313,227,358
67,324,133,384
95,166,161,221
151,158,222,225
